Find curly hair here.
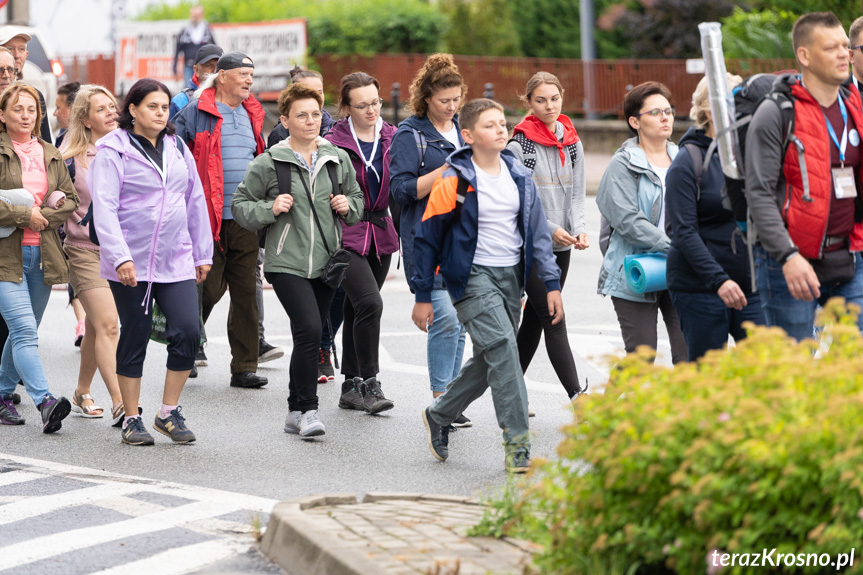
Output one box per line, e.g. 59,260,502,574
407,53,466,118
278,82,323,117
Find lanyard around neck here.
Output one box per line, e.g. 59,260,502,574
348,116,382,183
824,94,848,166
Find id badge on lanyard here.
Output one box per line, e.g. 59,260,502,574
826,95,857,199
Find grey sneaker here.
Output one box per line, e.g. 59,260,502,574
153,407,196,444
421,407,449,462
284,410,302,434
338,377,365,410
39,395,71,434
122,417,154,446
0,394,24,425
299,410,325,437
360,377,394,415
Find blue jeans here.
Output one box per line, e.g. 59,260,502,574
0,246,53,405
429,288,466,393
754,246,863,341
670,289,765,362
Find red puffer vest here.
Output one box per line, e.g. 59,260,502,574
782,79,863,259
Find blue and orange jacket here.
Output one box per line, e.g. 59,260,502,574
411,147,562,303
174,87,266,242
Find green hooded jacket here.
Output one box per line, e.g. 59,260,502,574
232,137,363,278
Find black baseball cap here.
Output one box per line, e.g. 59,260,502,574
217,51,254,71
195,44,223,66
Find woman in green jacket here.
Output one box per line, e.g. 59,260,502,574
232,83,362,439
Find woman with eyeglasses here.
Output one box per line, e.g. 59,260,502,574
232,82,363,438
596,81,687,363
666,75,765,361
324,72,399,414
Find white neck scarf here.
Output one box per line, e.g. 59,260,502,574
348,116,383,183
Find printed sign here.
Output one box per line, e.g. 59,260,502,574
114,19,307,99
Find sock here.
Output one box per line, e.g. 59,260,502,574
159,404,177,419
123,415,141,428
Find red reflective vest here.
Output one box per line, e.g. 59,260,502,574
782,81,863,259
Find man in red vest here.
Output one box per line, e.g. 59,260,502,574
746,11,863,341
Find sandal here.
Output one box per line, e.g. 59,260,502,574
71,392,104,419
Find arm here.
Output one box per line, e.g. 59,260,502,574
666,147,730,291
570,140,587,238
389,128,421,207
596,155,670,253
411,173,458,302
182,142,214,267
0,196,33,228
338,154,364,226
173,27,184,75
89,149,133,270
231,154,278,232
173,105,194,149
528,179,562,294
41,155,79,228
744,98,797,262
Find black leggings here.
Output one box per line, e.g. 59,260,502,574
341,246,392,380
516,249,580,397
110,279,199,378
268,273,336,412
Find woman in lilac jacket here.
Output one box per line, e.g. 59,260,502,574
89,79,213,447
325,72,399,415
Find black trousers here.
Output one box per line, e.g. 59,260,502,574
110,279,199,378
340,246,392,380
268,273,336,412
611,291,688,365
516,249,580,396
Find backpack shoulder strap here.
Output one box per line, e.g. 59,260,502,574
326,161,341,196
510,132,537,171
683,142,704,201
274,160,293,197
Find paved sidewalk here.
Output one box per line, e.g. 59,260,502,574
261,493,537,575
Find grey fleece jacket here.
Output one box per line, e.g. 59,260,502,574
506,122,586,251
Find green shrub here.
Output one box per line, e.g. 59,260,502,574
721,8,797,60
477,299,863,574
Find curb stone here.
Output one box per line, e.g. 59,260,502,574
261,492,531,575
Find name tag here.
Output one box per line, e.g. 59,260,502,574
833,167,857,199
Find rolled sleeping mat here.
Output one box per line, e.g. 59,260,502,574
624,253,668,294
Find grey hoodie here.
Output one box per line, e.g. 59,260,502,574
506,122,585,251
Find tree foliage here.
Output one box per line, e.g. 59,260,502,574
138,0,445,56
440,0,522,57
722,8,797,60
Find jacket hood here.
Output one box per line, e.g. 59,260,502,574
618,136,679,171
677,126,712,149
268,136,343,164
327,118,397,153
444,146,530,185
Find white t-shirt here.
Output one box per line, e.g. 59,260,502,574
441,125,461,148
472,158,523,267
652,164,669,234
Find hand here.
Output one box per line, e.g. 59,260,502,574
28,206,48,232
412,302,434,333
330,194,349,216
552,228,576,247
52,197,66,210
195,264,211,284
116,261,138,287
717,279,747,310
547,290,564,325
782,254,820,301
573,233,590,250
272,194,293,216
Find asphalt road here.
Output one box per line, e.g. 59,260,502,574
3,198,679,501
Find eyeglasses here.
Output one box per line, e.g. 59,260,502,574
635,107,675,118
350,98,383,112
295,111,323,122
0,67,16,77
852,45,863,55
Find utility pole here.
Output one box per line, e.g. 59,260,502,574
580,0,598,119
8,0,29,24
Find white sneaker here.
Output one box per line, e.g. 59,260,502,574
284,410,302,434
299,409,325,437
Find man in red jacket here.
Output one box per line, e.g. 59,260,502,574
175,52,270,388
745,12,863,341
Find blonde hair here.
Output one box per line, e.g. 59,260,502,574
520,71,565,107
407,53,466,118
61,84,118,164
689,73,742,130
0,83,42,139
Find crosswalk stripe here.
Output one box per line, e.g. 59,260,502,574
0,500,239,570
0,482,143,526
0,470,46,487
86,539,250,575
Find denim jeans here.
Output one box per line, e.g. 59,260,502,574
754,246,863,341
670,289,766,362
428,288,466,393
0,246,54,405
430,265,529,453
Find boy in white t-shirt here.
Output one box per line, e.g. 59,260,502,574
410,99,563,473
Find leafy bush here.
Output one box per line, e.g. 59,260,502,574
722,8,797,60
476,299,863,574
440,0,522,57
138,0,445,56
